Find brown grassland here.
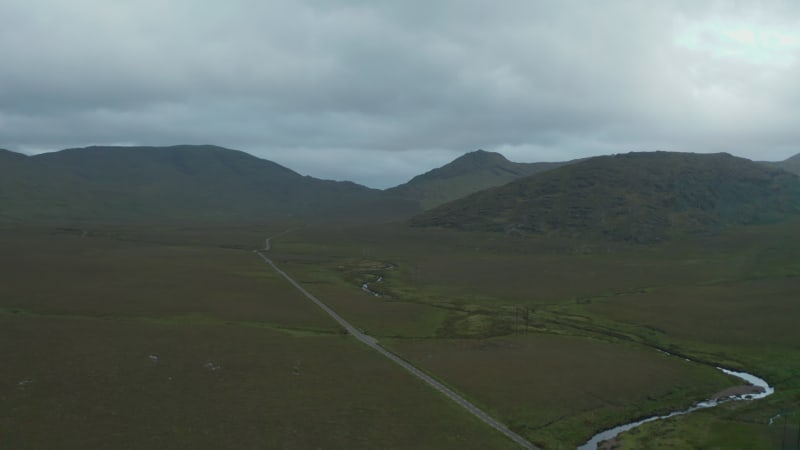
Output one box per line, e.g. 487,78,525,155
0,227,516,450
2,219,799,449
269,220,800,448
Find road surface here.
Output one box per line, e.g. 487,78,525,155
255,235,538,450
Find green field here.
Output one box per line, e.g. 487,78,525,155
0,228,516,450
267,220,800,448
2,220,798,449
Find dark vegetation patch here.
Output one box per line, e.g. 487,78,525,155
411,152,800,243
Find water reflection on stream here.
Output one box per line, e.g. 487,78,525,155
578,355,773,449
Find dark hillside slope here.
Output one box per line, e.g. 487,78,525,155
0,149,26,160
387,150,569,209
1,145,385,223
767,153,800,175
0,149,96,222
411,152,800,242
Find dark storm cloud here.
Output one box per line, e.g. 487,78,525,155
1,0,799,187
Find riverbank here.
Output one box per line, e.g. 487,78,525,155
579,359,774,449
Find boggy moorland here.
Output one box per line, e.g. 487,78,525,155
2,218,798,448
2,147,800,449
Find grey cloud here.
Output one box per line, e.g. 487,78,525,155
1,0,799,187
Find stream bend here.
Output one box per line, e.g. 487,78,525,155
577,355,773,449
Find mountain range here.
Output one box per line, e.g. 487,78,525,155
0,145,568,223
411,151,800,242
2,145,799,241
0,145,398,223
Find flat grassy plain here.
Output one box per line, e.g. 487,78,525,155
612,410,795,449
268,219,800,448
0,227,517,450
3,219,798,449
0,227,334,330
387,336,730,448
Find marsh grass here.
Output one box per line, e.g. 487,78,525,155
3,218,798,448
267,219,800,448
0,227,517,450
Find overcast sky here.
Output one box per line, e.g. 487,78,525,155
2,1,799,187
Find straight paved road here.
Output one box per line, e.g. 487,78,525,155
255,237,538,450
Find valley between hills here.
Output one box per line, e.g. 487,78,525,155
2,145,799,449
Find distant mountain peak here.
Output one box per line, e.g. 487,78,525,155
440,149,511,171
457,149,507,160
387,149,570,209
411,151,800,243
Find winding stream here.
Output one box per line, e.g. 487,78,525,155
361,276,383,297
357,261,774,449
577,355,774,449
361,264,394,298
